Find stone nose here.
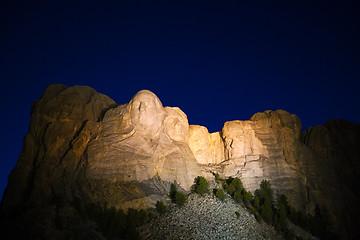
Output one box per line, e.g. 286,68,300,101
139,102,146,112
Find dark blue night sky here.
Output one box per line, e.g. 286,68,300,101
1,0,359,199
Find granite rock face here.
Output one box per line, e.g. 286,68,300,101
188,125,225,165
1,87,201,212
187,111,360,239
86,89,201,209
0,85,118,238
1,84,116,211
186,111,360,239
1,85,359,239
301,119,360,239
188,110,308,211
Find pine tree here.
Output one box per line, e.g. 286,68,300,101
215,188,226,200
193,176,210,194
155,201,167,214
170,183,177,202
175,192,187,205
254,180,274,224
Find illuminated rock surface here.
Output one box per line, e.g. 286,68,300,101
86,89,201,203
188,125,225,165
1,84,359,239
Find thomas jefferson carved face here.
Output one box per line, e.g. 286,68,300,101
164,107,189,142
129,90,165,136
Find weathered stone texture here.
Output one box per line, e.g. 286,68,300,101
1,84,116,211
86,90,201,194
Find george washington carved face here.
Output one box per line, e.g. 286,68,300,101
129,90,165,136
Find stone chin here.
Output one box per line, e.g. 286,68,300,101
128,90,166,137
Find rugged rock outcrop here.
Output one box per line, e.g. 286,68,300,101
188,111,360,239
186,111,310,213
1,84,359,239
1,84,116,211
0,84,117,239
301,119,360,239
85,90,201,209
217,111,307,212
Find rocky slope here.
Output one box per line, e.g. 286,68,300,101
139,193,284,240
139,192,320,240
1,84,359,239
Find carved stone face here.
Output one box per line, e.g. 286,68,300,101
164,107,189,142
129,90,165,136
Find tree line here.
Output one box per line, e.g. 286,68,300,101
71,174,339,240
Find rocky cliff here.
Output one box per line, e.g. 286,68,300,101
1,84,359,239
